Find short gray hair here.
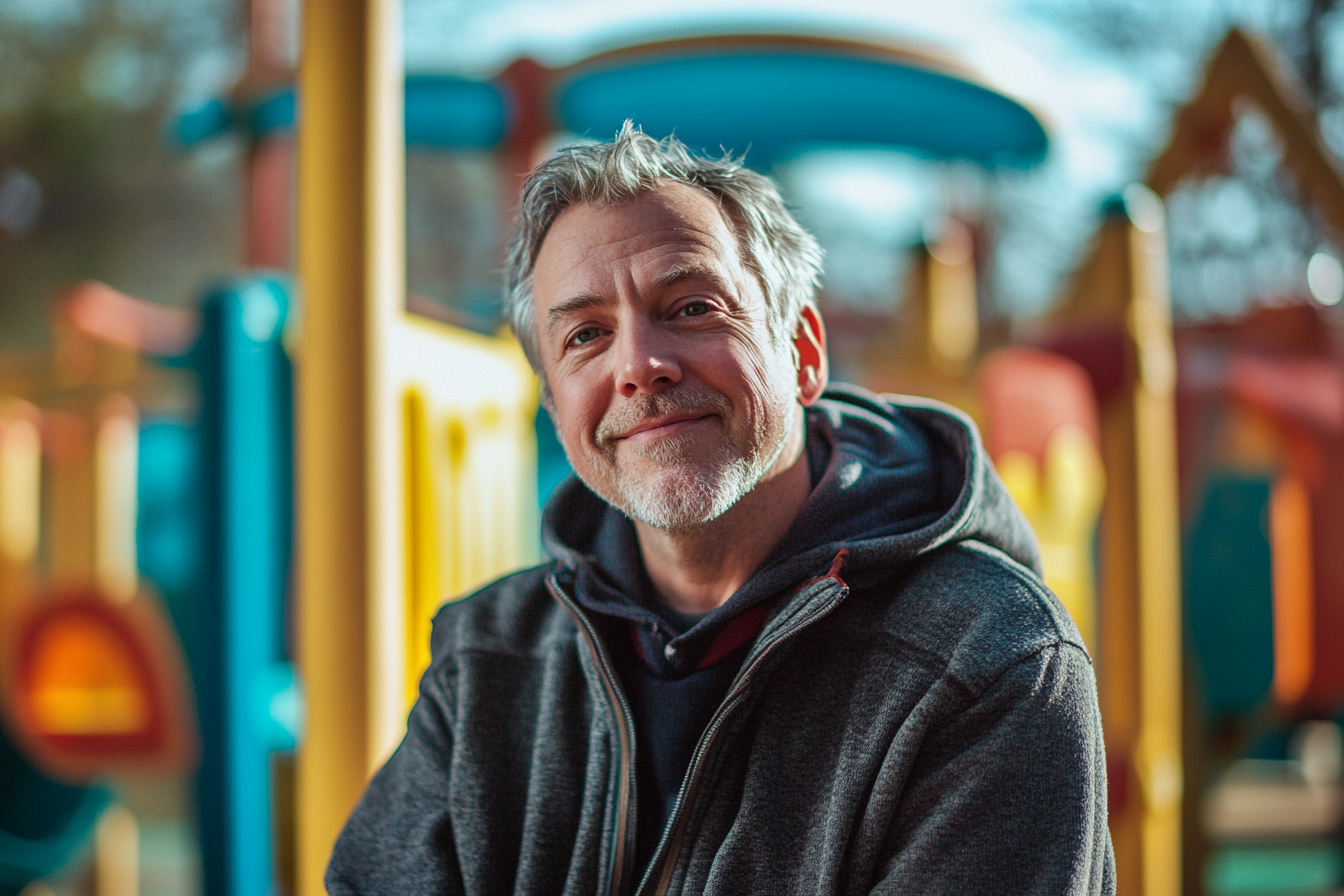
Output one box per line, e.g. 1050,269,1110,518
504,121,824,372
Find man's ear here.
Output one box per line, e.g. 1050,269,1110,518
792,304,828,407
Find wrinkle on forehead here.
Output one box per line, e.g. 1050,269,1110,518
532,185,747,300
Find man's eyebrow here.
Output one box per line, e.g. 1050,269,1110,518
652,263,734,294
545,294,609,334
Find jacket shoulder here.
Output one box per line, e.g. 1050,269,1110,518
429,563,575,662
853,540,1090,698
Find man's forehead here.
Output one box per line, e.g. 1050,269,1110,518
536,184,741,276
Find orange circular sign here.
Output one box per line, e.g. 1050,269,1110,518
6,586,196,780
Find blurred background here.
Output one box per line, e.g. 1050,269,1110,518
2,0,1344,894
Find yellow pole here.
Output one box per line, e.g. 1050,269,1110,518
892,220,980,408
94,805,140,896
0,400,41,615
1051,185,1182,896
295,0,404,892
1125,197,1183,896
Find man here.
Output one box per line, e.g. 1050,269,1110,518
328,123,1114,895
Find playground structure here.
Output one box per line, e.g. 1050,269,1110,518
873,28,1344,896
1,6,1343,896
1039,189,1186,896
1150,30,1344,896
1154,29,1344,722
0,281,537,896
0,283,199,893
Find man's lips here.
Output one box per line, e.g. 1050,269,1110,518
617,413,713,443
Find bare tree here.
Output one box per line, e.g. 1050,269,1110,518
0,0,243,346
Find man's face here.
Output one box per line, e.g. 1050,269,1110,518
531,183,800,532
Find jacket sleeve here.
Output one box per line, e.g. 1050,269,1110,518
868,643,1116,896
325,659,466,895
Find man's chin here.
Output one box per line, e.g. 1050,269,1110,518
613,464,753,533
623,498,724,534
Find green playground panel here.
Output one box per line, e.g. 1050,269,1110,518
1184,473,1276,716
1207,842,1343,895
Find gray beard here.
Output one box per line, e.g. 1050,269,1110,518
587,389,793,533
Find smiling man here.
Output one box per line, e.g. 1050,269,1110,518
327,124,1115,895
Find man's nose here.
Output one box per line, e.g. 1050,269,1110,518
614,320,682,397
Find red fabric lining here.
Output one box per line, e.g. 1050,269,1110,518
697,601,772,671
806,549,849,589
628,620,655,666
624,550,851,672
698,550,850,671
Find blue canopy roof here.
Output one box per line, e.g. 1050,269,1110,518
175,76,509,150
175,36,1046,168
556,45,1047,168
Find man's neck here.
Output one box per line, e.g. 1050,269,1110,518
633,407,812,616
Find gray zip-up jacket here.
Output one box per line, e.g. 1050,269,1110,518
328,386,1116,895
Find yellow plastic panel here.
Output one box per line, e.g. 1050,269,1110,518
393,316,539,706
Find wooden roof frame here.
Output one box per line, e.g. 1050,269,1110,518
1147,28,1344,243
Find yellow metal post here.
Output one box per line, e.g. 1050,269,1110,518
295,0,404,892
0,401,40,615
892,220,980,409
918,222,979,381
295,3,541,886
1050,186,1182,896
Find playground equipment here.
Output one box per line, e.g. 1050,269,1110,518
0,282,200,893
1146,28,1344,896
195,277,296,896
293,4,542,890
920,32,1344,896
1176,303,1344,720
0,393,111,895
0,246,536,896
1149,28,1344,721
882,219,984,408
1009,28,1344,896
1038,188,1185,896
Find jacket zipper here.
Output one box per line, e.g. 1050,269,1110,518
637,579,850,896
546,575,638,896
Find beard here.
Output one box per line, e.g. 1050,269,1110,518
581,386,793,533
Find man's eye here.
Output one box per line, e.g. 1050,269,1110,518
682,301,710,317
570,327,602,346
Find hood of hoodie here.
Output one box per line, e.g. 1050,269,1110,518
541,383,1041,667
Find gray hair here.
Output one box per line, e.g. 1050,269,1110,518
504,121,824,374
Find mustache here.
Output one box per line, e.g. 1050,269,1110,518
595,388,732,448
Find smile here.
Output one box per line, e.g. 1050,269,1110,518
619,413,714,444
